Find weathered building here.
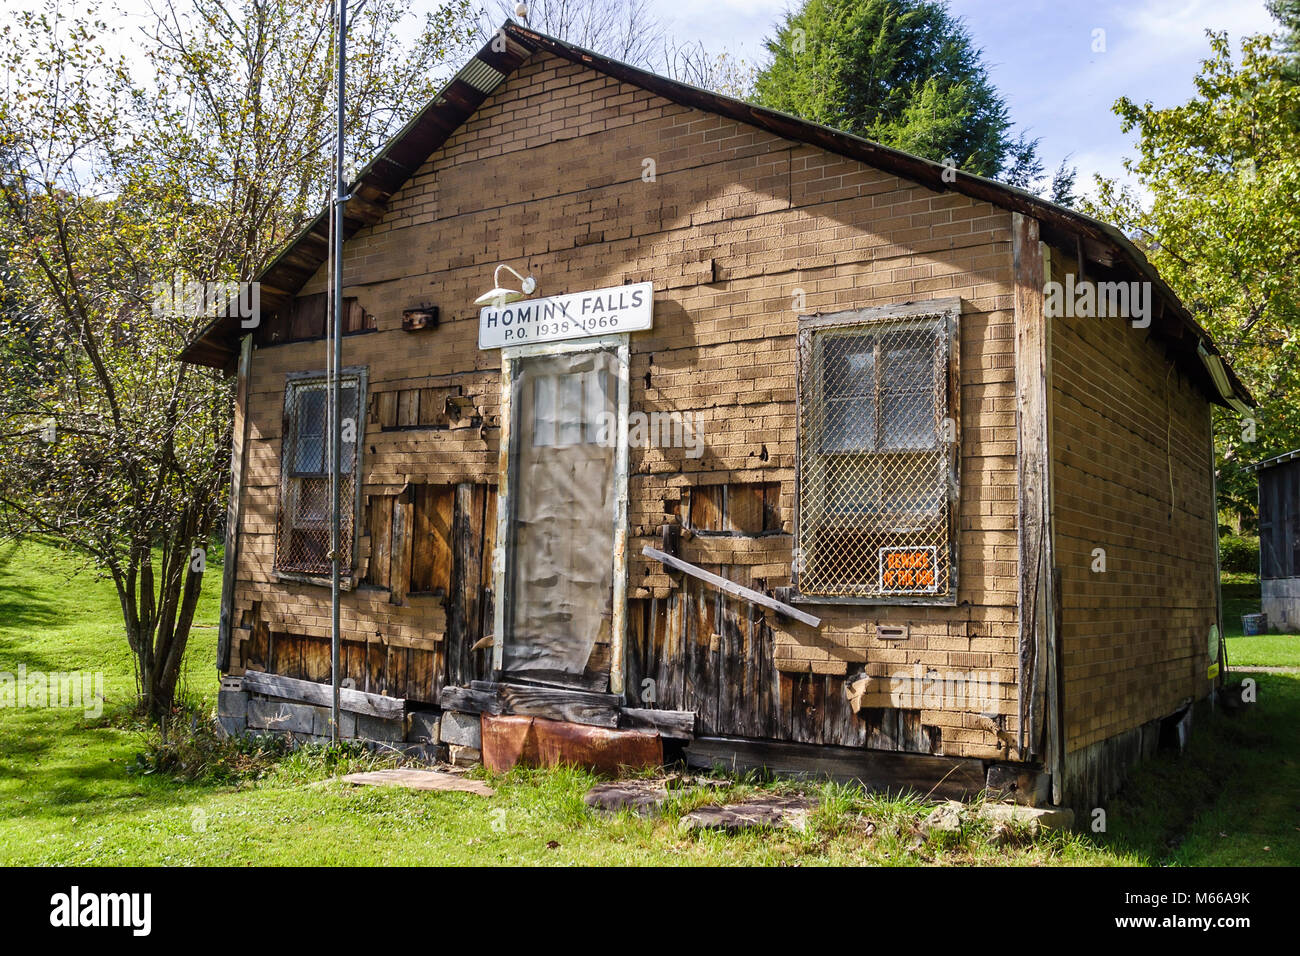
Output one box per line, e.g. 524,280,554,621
1253,450,1300,632
182,22,1252,810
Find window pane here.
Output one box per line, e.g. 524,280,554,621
881,388,934,449
821,334,875,452
823,333,875,398
277,376,364,576
293,388,327,473
556,373,583,447
295,476,329,523
880,334,935,450
532,376,556,448
341,384,357,474
584,369,613,444
824,397,875,452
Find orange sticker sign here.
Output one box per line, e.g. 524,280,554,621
879,546,939,594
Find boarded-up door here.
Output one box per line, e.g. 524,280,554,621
503,348,618,689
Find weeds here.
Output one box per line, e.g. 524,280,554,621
129,701,400,785
130,705,293,783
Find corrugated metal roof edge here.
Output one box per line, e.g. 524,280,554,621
1247,448,1300,472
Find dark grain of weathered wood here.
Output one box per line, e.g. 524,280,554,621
242,668,404,719
477,680,621,728
1013,211,1056,763
685,736,986,799
390,488,413,606
642,546,820,627
619,707,696,738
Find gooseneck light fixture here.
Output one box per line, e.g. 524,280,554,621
475,263,537,307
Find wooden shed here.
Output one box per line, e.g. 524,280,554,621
182,21,1253,810
1253,449,1300,632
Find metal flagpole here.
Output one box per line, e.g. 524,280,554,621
329,0,349,743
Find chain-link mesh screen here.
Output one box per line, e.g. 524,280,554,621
797,316,951,597
275,378,360,575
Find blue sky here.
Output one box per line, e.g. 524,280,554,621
655,0,1280,194
8,0,1284,198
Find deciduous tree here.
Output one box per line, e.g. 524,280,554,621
0,0,477,720
1085,31,1300,524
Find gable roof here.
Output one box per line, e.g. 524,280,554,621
179,19,1252,412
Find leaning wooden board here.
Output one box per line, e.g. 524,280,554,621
241,669,404,720
641,546,821,628
686,736,986,800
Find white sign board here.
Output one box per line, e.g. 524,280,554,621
478,281,653,349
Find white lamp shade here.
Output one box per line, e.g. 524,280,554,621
475,287,525,306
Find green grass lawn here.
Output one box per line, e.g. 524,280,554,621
0,537,1295,866
1220,572,1300,668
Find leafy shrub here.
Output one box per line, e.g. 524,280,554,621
1219,535,1260,575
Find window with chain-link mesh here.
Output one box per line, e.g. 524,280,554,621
274,371,365,577
796,304,957,600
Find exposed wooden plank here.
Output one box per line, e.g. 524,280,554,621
242,668,404,719
642,546,821,627
761,482,782,533
390,489,413,605
303,636,331,684
376,391,398,429
368,494,393,590
417,387,447,426
619,707,696,738
622,600,648,707
689,485,723,531
438,685,499,714
389,646,409,701
410,484,453,594
474,680,621,728
343,640,367,690
343,298,369,334
217,335,252,671
445,483,471,690
685,736,987,800
273,630,302,680
431,485,455,592
441,680,623,728
681,575,716,733
290,293,327,340
726,483,764,534
367,641,386,697
1012,212,1056,763
396,389,419,427
410,646,438,704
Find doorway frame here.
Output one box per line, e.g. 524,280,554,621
492,332,631,696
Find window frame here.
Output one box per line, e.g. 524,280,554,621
793,298,961,606
273,367,369,585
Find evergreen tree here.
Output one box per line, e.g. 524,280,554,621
753,0,1031,180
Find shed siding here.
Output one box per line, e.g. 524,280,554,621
229,51,1023,758
1259,459,1300,632
1046,246,1217,754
